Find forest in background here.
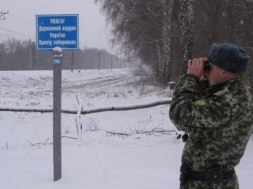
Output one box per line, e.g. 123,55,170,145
0,38,130,71
95,0,253,93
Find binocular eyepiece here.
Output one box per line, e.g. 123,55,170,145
203,60,211,72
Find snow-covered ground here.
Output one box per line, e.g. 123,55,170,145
0,68,252,189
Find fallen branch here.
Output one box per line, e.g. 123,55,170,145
106,131,131,138
0,98,171,114
62,136,77,140
0,107,53,113
106,127,175,138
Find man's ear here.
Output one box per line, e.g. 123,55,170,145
223,70,235,80
221,70,229,79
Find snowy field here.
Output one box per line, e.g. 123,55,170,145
0,68,253,189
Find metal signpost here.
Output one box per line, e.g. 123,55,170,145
52,47,63,181
36,14,79,181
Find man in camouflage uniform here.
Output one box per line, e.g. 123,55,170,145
169,43,253,189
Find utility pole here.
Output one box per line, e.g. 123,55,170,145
71,50,74,72
98,51,101,70
28,40,35,69
0,11,9,20
32,42,35,69
111,54,113,70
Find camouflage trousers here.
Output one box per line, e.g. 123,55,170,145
179,174,239,189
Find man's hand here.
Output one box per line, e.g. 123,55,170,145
187,58,206,79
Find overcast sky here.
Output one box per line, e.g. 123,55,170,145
0,0,113,52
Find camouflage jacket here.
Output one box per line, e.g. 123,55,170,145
169,74,253,172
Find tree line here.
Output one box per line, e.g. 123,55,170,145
0,38,128,71
95,0,253,91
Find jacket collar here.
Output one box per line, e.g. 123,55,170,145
208,77,243,95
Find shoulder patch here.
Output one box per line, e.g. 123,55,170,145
214,87,230,96
194,99,207,105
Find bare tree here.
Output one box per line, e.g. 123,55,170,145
179,0,195,74
95,0,253,89
95,0,173,82
159,0,174,83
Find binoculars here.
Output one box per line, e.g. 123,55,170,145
203,60,211,72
